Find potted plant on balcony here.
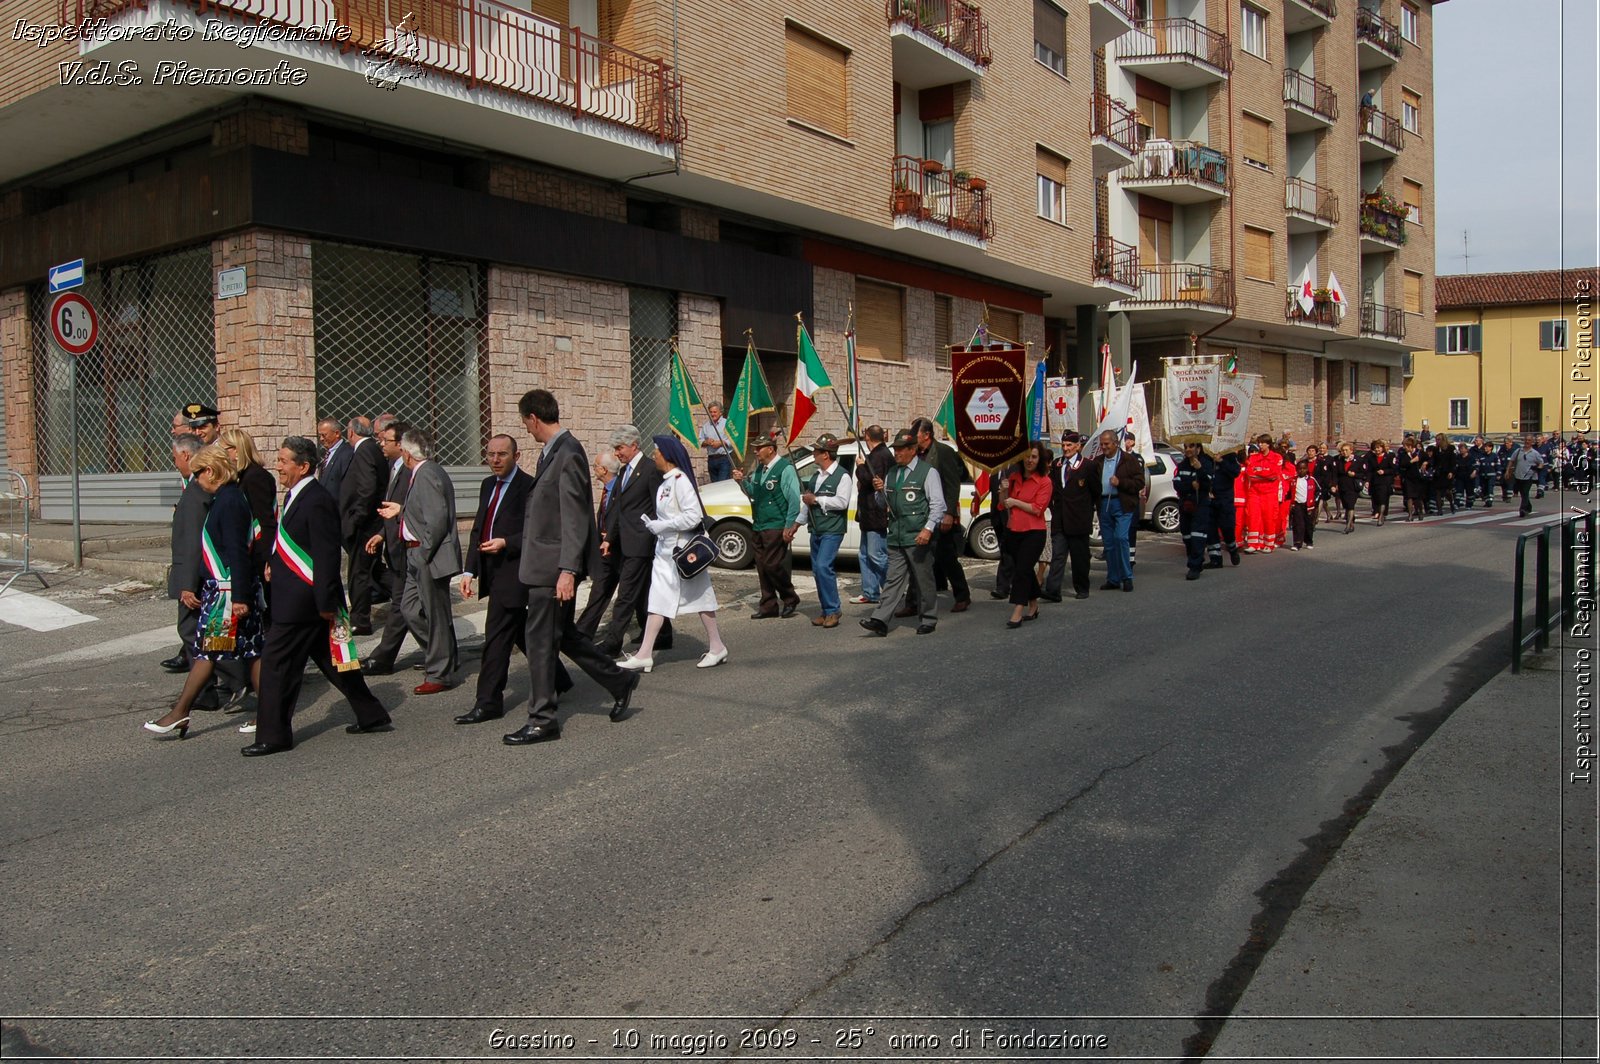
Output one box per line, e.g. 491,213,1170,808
922,159,945,176
892,178,923,216
965,175,987,191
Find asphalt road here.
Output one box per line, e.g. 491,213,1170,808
0,507,1552,1060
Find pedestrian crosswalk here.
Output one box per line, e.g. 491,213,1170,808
1393,505,1597,531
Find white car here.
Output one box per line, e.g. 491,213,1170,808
699,441,998,570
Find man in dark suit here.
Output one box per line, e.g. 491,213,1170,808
244,436,392,757
1043,431,1095,601
597,424,670,656
505,389,640,746
576,450,620,637
315,417,352,503
362,420,417,674
339,416,388,634
379,428,462,695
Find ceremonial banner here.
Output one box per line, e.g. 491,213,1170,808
1045,378,1078,438
950,343,1029,471
1128,383,1153,458
1025,359,1048,442
1089,361,1139,443
666,347,704,448
726,341,775,463
1163,363,1221,444
1211,373,1258,455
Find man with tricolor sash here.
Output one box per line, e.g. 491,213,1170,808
243,436,392,757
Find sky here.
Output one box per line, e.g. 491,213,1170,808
1432,0,1599,274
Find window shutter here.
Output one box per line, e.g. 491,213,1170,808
934,295,952,370
1405,271,1422,314
1036,147,1069,186
786,26,849,138
1243,227,1272,280
1469,324,1482,351
1435,326,1446,353
1242,114,1273,166
989,309,1022,344
856,280,904,363
1034,0,1065,51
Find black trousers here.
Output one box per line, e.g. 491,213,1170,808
522,585,630,728
752,529,798,614
576,552,619,637
992,521,1013,595
256,618,389,749
1290,503,1316,547
1005,529,1045,606
1180,505,1211,571
915,523,968,607
474,594,526,715
600,554,669,652
367,564,412,668
1045,531,1090,596
1516,478,1535,514
1205,500,1237,559
346,538,378,628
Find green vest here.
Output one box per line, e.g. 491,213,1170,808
886,460,932,547
751,457,793,529
807,463,849,535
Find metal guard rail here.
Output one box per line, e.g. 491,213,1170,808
62,0,686,143
0,470,48,596
1513,509,1597,672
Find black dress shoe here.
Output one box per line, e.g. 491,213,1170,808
503,722,561,745
859,617,888,636
779,603,799,618
1074,591,1090,600
893,605,917,618
241,741,292,757
1205,559,1223,569
916,624,936,635
609,673,640,722
989,589,1008,599
455,706,506,725
362,660,394,676
346,719,394,734
1038,593,1062,603
351,625,374,637
1185,570,1200,580
1122,581,1134,592
751,610,780,620
1100,581,1120,591
159,654,189,673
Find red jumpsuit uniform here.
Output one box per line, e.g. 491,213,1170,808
1243,450,1284,552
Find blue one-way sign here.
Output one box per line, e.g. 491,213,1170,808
48,259,85,293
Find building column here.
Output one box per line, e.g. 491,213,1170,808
213,231,316,447
678,293,723,480
0,287,38,511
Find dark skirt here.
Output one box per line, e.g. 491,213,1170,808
1007,528,1046,606
189,578,265,661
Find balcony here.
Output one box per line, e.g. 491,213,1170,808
1356,7,1403,68
1119,263,1235,310
891,156,993,243
1119,139,1229,203
887,0,990,87
1286,177,1339,232
1088,0,1140,48
1359,104,1405,160
1093,234,1140,291
1091,92,1142,174
1283,70,1338,132
1286,288,1339,328
1361,301,1406,341
1117,18,1232,89
1359,196,1408,252
1283,0,1336,33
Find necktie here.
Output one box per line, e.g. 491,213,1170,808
618,462,631,495
484,478,506,535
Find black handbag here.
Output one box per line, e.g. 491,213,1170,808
672,527,717,580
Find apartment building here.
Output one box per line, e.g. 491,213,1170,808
1405,268,1598,438
0,0,1441,517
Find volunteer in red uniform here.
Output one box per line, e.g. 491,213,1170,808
1242,435,1283,554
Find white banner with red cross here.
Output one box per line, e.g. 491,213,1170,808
1163,363,1221,444
1045,378,1079,439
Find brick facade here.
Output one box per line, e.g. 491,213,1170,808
1,287,38,502
211,104,310,154
487,159,628,223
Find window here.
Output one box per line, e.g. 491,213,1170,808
934,295,953,370
1138,213,1172,264
785,24,849,139
855,279,905,362
989,308,1023,344
1369,366,1390,405
1436,324,1482,353
1401,88,1421,133
1037,148,1069,224
1243,226,1274,281
1260,351,1287,399
1540,319,1569,350
1449,398,1470,429
1241,112,1273,170
1034,0,1067,76
1347,362,1360,402
1241,4,1267,58
1402,179,1422,223
1400,1,1419,43
1404,270,1423,314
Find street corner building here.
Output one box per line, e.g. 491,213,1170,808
0,0,1442,511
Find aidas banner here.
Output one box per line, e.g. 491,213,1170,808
1163,363,1220,444
950,343,1029,471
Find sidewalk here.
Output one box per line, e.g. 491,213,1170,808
1205,651,1595,1061
0,519,172,585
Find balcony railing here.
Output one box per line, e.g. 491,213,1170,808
1286,289,1339,326
1122,139,1230,191
1289,0,1337,18
1361,301,1406,340
891,156,994,240
1359,203,1408,245
1092,92,1142,155
1126,263,1234,307
1121,18,1233,74
63,0,686,143
1286,177,1339,225
1359,104,1405,152
886,0,991,67
1283,69,1338,122
1093,234,1139,289
1356,7,1403,59
1093,0,1140,21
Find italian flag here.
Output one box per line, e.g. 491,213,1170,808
789,320,833,442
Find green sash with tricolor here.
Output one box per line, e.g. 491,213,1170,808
199,526,236,652
274,523,315,587
329,606,360,672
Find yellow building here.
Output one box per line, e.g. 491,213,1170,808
1406,268,1598,438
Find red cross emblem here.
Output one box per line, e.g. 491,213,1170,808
1217,397,1237,420
1053,396,1068,415
1183,390,1207,412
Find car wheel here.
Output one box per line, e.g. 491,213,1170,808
710,520,754,570
1152,499,1181,534
967,515,1000,560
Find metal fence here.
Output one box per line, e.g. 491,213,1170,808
312,242,486,466
0,469,47,594
30,246,215,475
1512,509,1598,672
627,287,678,445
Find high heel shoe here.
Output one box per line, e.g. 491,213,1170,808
1005,618,1023,629
616,655,654,673
142,717,190,739
1024,608,1040,622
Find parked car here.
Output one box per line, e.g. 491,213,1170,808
1087,447,1181,545
700,441,997,570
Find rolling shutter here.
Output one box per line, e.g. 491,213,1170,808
989,308,1022,345
856,280,904,363
786,26,849,138
1242,113,1273,167
1243,226,1273,280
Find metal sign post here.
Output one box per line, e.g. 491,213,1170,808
49,290,97,569
69,358,81,567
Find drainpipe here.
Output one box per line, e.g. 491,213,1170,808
1194,0,1237,356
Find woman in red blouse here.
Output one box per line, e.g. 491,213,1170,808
1001,441,1054,629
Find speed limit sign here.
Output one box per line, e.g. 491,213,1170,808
49,292,98,356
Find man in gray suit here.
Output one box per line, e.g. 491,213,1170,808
362,419,418,674
378,428,462,694
504,389,639,746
